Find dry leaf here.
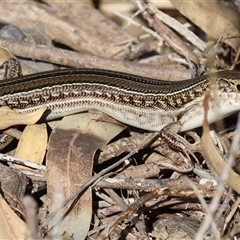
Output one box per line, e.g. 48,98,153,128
0,163,28,209
0,194,26,239
0,107,46,129
46,112,124,239
201,89,240,194
0,46,13,65
170,0,240,52
14,124,48,169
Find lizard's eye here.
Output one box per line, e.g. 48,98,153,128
236,84,240,92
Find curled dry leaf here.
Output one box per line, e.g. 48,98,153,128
46,112,124,239
0,106,46,129
170,0,240,52
201,89,240,194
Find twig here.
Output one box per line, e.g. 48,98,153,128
0,153,45,171
0,37,191,81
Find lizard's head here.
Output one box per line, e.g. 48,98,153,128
216,71,240,97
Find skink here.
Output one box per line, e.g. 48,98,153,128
0,64,240,133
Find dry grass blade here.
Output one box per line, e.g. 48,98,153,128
201,89,240,194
